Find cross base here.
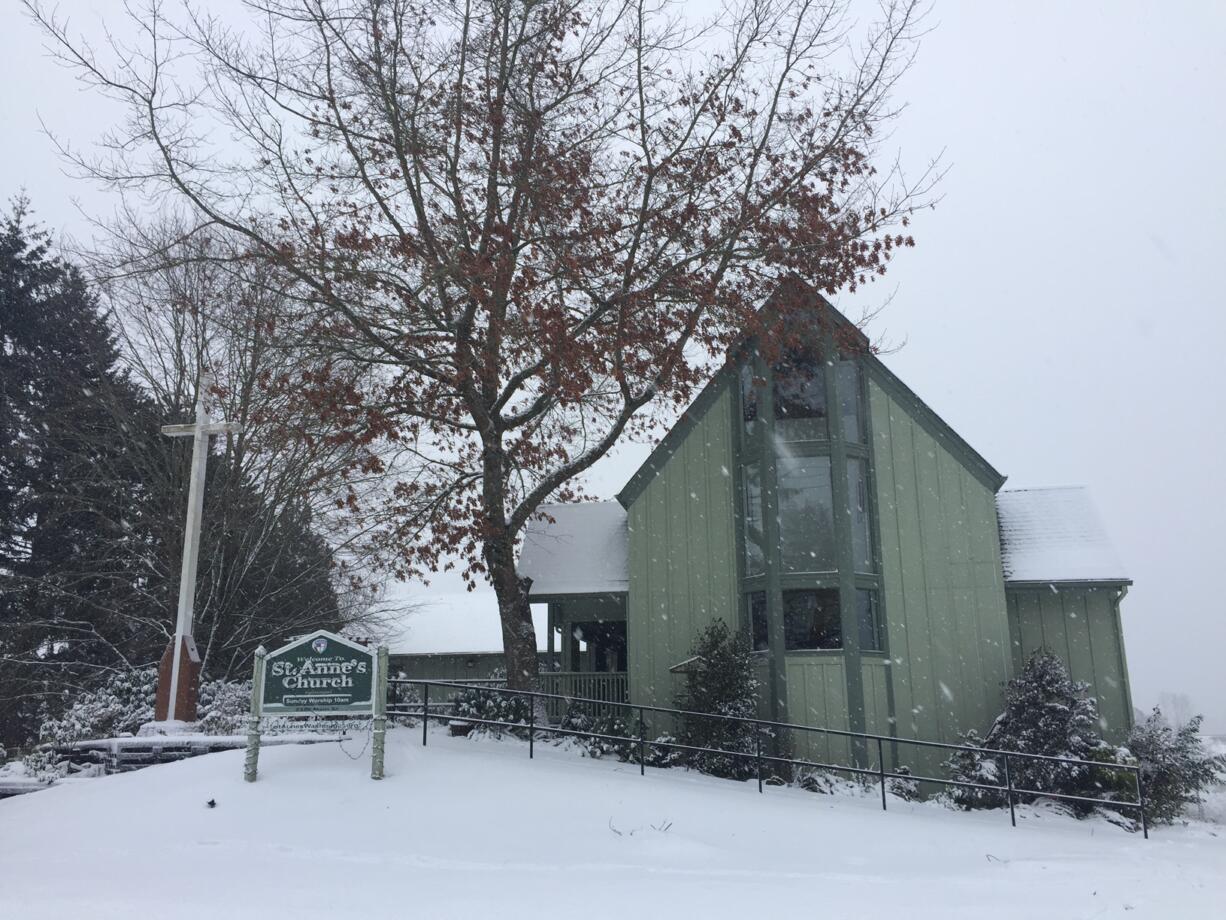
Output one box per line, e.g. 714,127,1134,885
154,636,202,722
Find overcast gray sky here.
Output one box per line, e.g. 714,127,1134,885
3,1,1223,730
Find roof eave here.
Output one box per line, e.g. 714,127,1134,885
526,588,629,604
863,353,1007,494
616,365,735,509
1004,578,1133,589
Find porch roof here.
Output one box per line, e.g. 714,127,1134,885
518,501,629,598
996,486,1130,585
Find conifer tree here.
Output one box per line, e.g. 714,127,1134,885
675,620,761,781
948,650,1105,810
0,202,351,748
1125,710,1224,824
0,200,145,748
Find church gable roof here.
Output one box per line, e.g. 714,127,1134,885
617,281,1005,508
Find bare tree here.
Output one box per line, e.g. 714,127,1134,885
90,222,393,676
27,0,936,688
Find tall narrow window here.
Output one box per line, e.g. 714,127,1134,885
783,589,841,650
739,362,758,437
736,346,883,668
856,589,883,652
836,361,864,444
847,457,874,573
776,454,836,572
742,462,765,576
748,592,769,652
773,350,827,441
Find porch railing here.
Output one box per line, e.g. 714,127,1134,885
539,672,626,720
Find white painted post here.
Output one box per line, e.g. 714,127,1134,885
243,647,267,783
371,645,389,780
161,372,240,722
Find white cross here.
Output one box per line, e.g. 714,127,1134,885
160,372,241,721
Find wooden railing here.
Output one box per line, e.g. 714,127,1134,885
539,672,627,721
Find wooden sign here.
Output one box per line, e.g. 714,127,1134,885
262,630,376,716
244,632,389,783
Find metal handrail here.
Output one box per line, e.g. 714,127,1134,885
387,677,1149,838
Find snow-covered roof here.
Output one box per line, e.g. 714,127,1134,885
382,590,549,655
518,501,629,597
996,486,1129,585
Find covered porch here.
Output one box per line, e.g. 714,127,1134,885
521,501,632,716
539,593,628,718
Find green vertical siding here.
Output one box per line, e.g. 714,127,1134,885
862,659,892,737
785,656,850,766
867,377,1012,766
626,381,739,709
752,656,772,720
781,658,893,771
1006,586,1133,741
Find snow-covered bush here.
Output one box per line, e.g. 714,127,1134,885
947,656,1225,826
20,749,67,785
1121,709,1225,825
560,708,636,760
38,667,158,746
642,734,685,769
554,702,681,765
946,651,1114,813
196,678,253,735
387,675,422,726
795,767,842,795
945,729,1006,809
450,674,530,738
35,666,257,742
887,764,921,802
674,620,760,781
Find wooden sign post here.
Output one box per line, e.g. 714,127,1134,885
243,631,388,782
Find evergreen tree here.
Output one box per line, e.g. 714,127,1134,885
674,620,761,781
0,202,350,748
988,650,1102,779
0,200,149,748
947,650,1108,811
1124,709,1224,824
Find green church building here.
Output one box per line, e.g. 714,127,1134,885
404,285,1134,772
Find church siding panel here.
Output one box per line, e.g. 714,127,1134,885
868,376,1012,775
1006,585,1133,741
785,656,850,767
626,380,739,712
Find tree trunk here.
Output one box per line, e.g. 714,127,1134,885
486,536,538,691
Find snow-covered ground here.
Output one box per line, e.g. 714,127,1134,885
1,729,1223,919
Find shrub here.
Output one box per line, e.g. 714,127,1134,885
1122,709,1225,825
38,668,158,746
945,729,1006,809
196,678,253,735
946,651,1112,813
887,765,921,802
450,675,530,738
795,767,842,795
20,749,66,785
674,620,761,781
559,708,636,760
388,676,422,726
